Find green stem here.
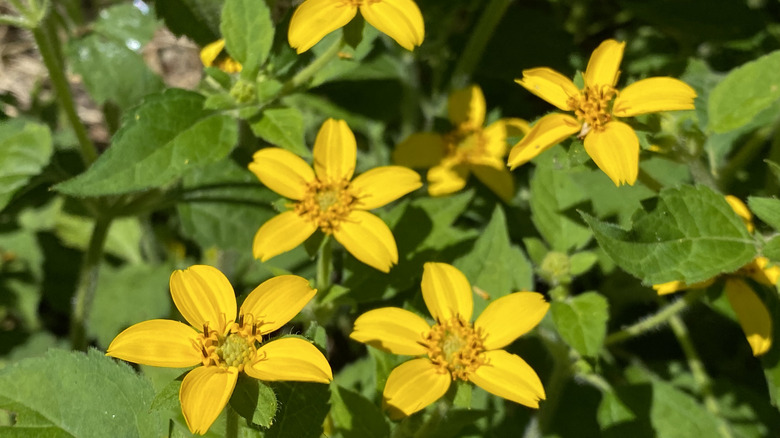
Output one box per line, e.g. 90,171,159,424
317,236,333,292
32,19,98,166
282,37,345,94
226,404,239,438
668,314,733,438
536,329,571,434
718,124,774,189
70,217,112,350
605,289,705,346
450,0,511,88
637,168,664,193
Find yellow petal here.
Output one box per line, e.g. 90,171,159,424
170,265,237,332
200,39,225,68
613,77,697,117
333,210,398,272
748,257,780,286
239,275,316,335
314,119,357,182
470,350,545,408
350,307,430,356
359,0,424,51
507,113,581,170
653,278,715,295
350,166,422,210
252,211,318,261
288,0,357,54
515,67,579,111
482,118,530,158
180,366,238,435
584,39,625,88
248,148,315,200
475,292,549,350
393,133,446,168
583,121,639,186
471,165,515,203
383,358,450,419
107,319,201,367
448,85,486,130
246,337,333,383
427,162,469,197
725,278,772,356
725,195,754,233
421,262,473,322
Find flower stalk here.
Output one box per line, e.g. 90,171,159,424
317,235,333,292
451,0,512,88
282,37,345,94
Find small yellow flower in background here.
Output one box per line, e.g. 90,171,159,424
200,39,242,73
654,195,777,356
509,39,697,186
394,85,529,202
288,0,425,54
250,118,421,272
350,262,549,418
107,265,332,434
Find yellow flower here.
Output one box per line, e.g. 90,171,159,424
653,196,777,356
249,118,421,272
106,265,332,434
200,39,242,74
394,85,529,202
509,39,697,186
288,0,425,54
350,262,549,418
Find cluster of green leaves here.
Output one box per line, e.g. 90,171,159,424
2,0,780,437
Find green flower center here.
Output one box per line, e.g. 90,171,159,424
216,334,256,369
567,84,618,134
295,179,357,233
198,321,259,372
423,315,486,380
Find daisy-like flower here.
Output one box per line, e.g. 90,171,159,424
106,265,332,434
350,262,549,418
393,85,529,202
654,196,777,356
287,0,424,54
509,39,697,186
200,39,242,73
250,118,421,272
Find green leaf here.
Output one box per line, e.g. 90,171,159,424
230,375,277,428
530,165,592,251
329,385,389,438
249,107,311,157
264,382,330,438
581,185,756,285
92,3,157,45
748,196,780,230
0,349,163,437
57,89,237,197
709,50,780,133
220,0,274,74
551,291,609,357
570,251,598,276
55,215,143,263
762,235,780,262
454,206,533,315
0,120,52,211
156,0,222,46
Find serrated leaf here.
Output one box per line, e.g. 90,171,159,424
0,120,52,211
582,185,756,285
57,89,237,197
748,196,780,230
230,375,276,428
530,165,591,251
709,50,780,133
0,349,163,437
150,379,181,414
454,206,533,315
264,382,330,438
330,385,389,438
551,291,608,357
249,107,311,157
220,0,274,74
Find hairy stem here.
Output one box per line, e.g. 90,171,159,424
70,217,112,350
317,236,333,292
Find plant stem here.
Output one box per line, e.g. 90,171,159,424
70,216,112,350
605,289,705,346
450,0,512,88
536,329,571,434
668,314,734,438
719,125,774,189
317,236,333,292
226,404,239,438
32,19,98,166
282,37,345,94
637,168,664,193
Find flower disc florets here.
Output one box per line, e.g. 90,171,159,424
295,179,357,233
423,315,486,380
197,321,257,372
567,85,618,135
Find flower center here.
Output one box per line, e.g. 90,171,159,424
567,85,617,135
444,130,487,165
197,318,260,372
295,179,357,233
422,315,486,380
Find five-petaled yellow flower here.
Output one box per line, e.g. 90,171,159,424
250,118,421,272
200,39,242,74
106,265,333,435
288,0,425,54
654,196,777,356
394,85,529,202
509,39,697,186
350,262,549,418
